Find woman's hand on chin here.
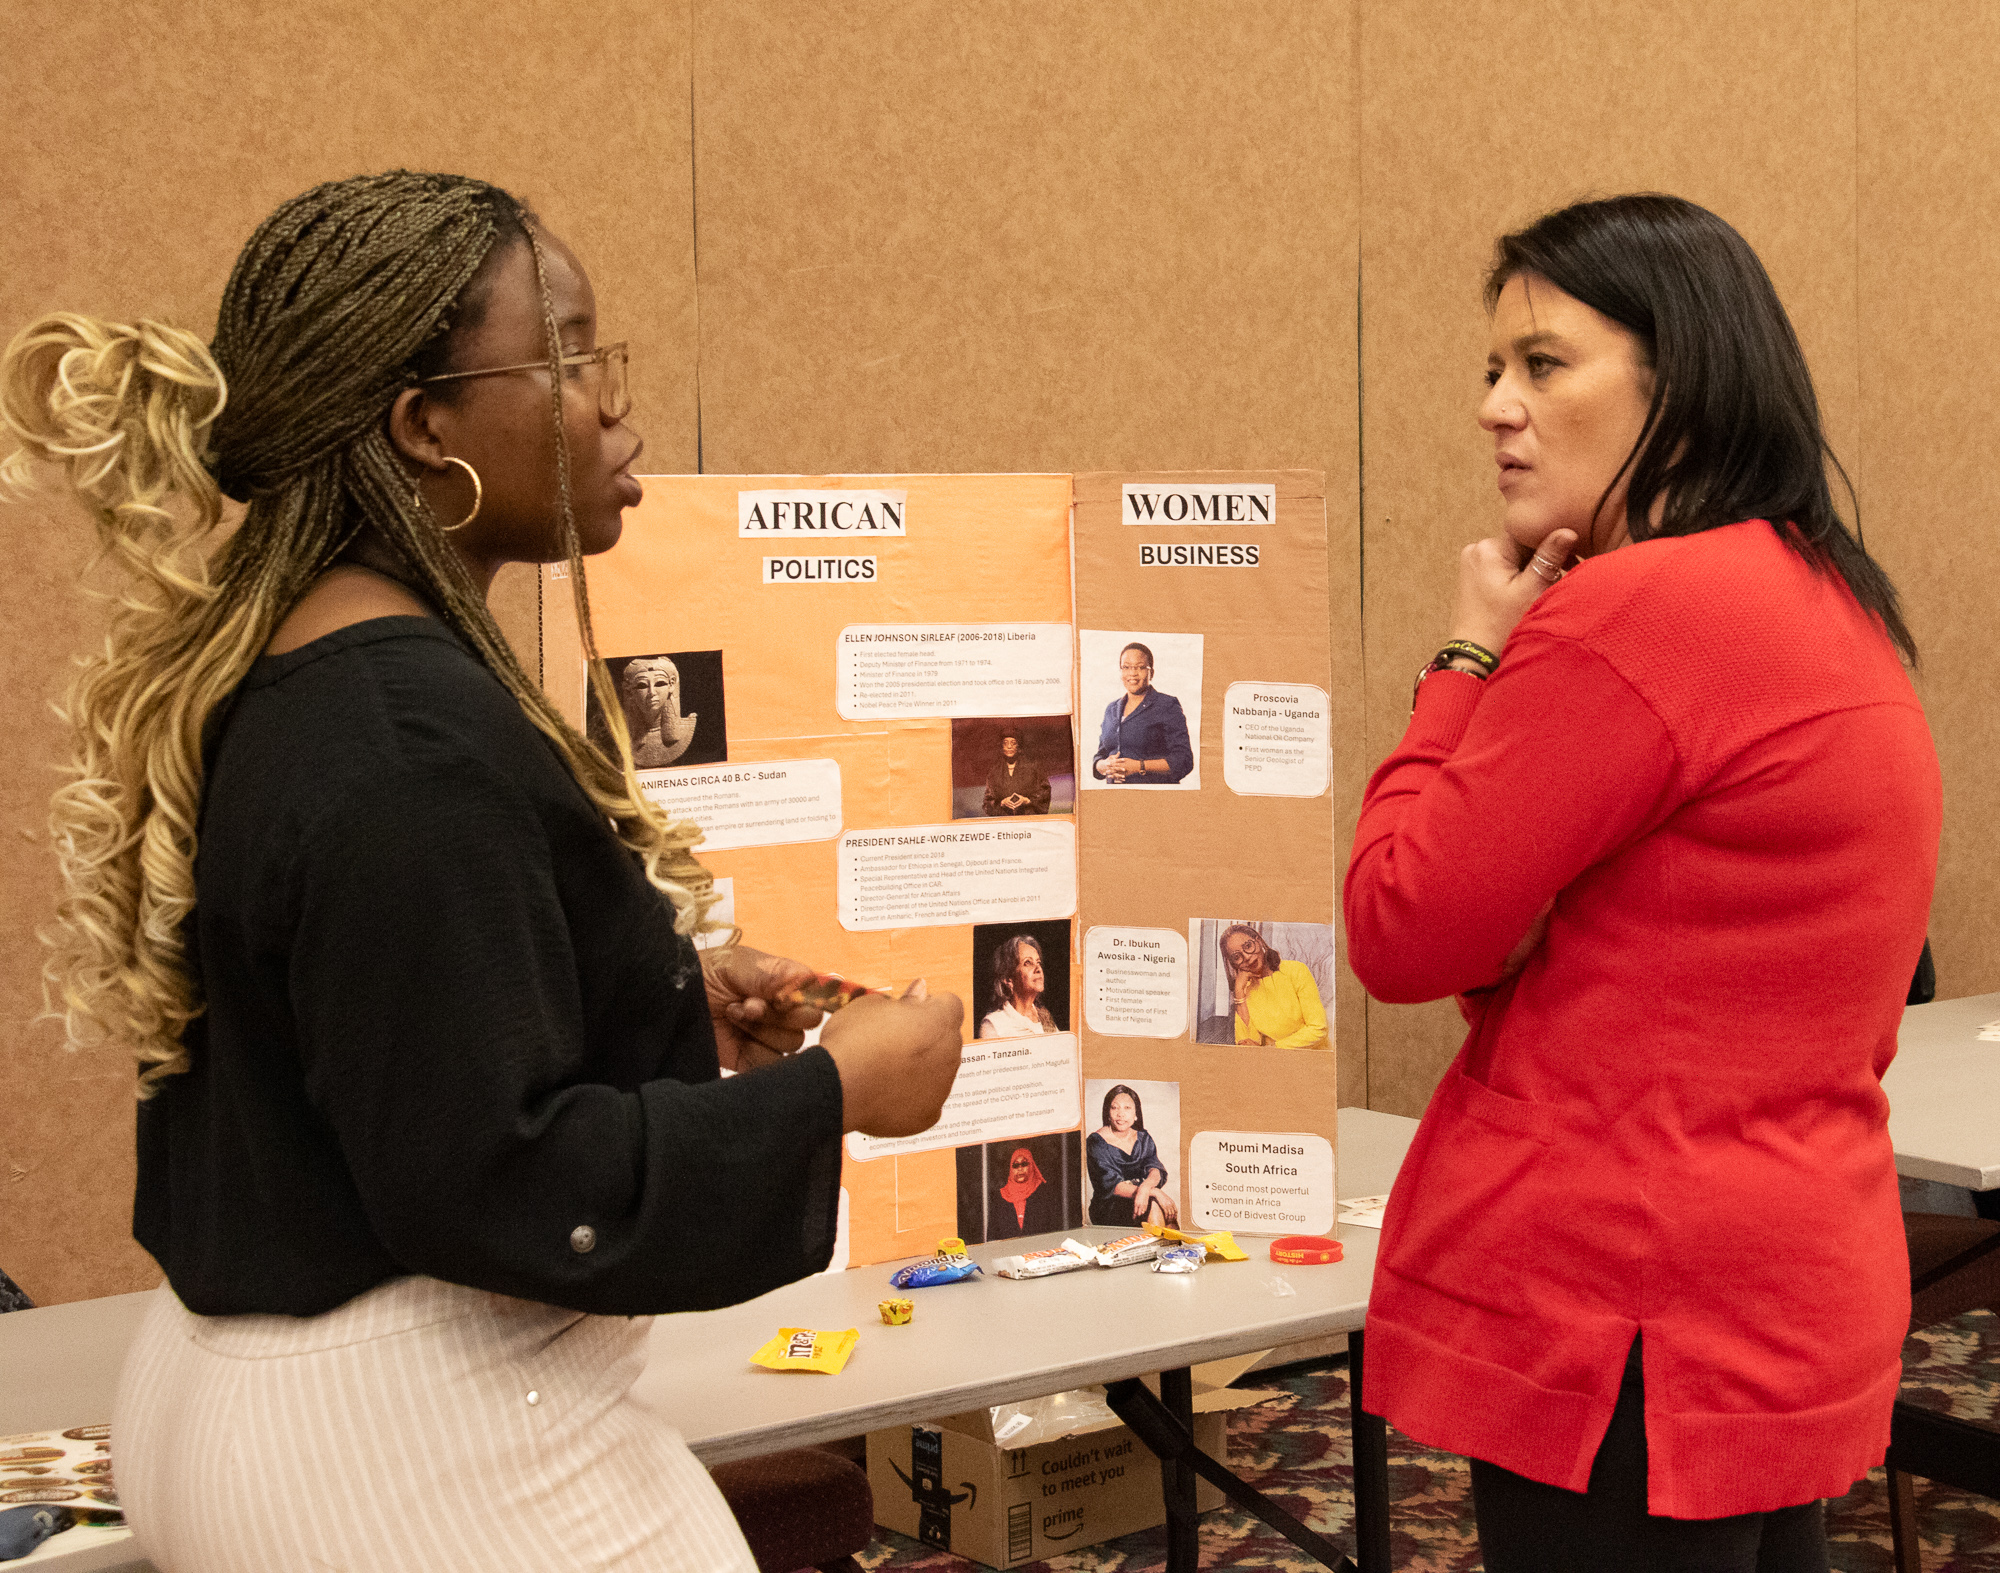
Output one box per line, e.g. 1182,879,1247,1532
704,945,823,1072
1450,527,1579,656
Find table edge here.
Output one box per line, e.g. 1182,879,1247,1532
677,1301,1368,1463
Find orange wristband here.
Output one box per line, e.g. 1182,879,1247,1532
1268,1235,1343,1266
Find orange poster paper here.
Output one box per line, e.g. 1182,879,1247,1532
545,475,1081,1268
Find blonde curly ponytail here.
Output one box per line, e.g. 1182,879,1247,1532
9,171,721,1097
2,313,233,1091
1,313,226,559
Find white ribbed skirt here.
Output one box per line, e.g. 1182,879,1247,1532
113,1277,758,1573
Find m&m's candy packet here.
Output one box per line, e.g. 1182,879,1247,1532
750,1327,860,1374
879,1298,914,1325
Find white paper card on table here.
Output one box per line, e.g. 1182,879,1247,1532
1337,1194,1389,1230
1222,681,1331,798
837,821,1077,931
835,622,1073,720
1083,925,1189,1039
1188,1130,1335,1235
637,759,842,853
846,1033,1081,1161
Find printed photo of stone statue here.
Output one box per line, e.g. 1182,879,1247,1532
587,649,729,770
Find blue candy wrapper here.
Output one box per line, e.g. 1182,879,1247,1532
889,1253,983,1289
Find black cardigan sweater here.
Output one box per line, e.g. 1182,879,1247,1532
137,618,842,1317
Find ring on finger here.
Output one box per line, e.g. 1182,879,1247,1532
1529,555,1566,583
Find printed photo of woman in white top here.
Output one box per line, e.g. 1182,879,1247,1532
971,919,1071,1039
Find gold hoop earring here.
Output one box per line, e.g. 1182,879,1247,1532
437,455,482,533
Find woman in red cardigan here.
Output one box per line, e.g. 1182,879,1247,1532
1345,195,1940,1571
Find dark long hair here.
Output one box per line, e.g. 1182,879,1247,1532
1100,1083,1145,1130
1488,194,1916,665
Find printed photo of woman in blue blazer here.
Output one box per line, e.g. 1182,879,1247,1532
1090,641,1193,785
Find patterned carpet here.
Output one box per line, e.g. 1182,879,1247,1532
862,1309,2000,1572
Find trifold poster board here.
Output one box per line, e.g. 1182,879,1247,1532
542,472,1337,1270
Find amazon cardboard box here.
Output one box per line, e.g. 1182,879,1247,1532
866,1355,1276,1567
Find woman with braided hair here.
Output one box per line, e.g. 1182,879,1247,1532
2,171,962,1571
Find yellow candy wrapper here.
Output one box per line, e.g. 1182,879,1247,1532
751,1326,860,1374
1144,1221,1250,1262
879,1298,914,1325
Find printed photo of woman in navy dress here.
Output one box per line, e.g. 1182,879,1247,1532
1084,1082,1181,1227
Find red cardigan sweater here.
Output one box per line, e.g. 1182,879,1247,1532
1345,521,1940,1518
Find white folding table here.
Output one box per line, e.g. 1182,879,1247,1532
0,1108,1418,1573
1885,990,2000,1192
635,1106,1417,1572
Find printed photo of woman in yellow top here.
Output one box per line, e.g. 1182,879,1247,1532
1191,920,1333,1050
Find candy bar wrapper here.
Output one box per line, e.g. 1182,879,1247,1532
993,1240,1097,1280
1151,1244,1207,1274
750,1327,860,1374
889,1254,982,1289
1091,1233,1163,1269
1144,1222,1250,1262
775,973,888,1014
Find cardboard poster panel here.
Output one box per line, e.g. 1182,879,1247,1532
545,475,1080,1268
1071,472,1340,1234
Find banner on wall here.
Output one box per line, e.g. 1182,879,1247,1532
544,471,1336,1269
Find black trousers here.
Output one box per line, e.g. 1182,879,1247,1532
1471,1339,1832,1573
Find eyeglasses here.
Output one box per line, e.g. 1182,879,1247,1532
418,342,630,422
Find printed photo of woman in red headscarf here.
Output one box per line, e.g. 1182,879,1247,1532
952,1131,1082,1245
990,1146,1061,1239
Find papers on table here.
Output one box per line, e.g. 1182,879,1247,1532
1976,1018,2000,1042
1337,1194,1389,1230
